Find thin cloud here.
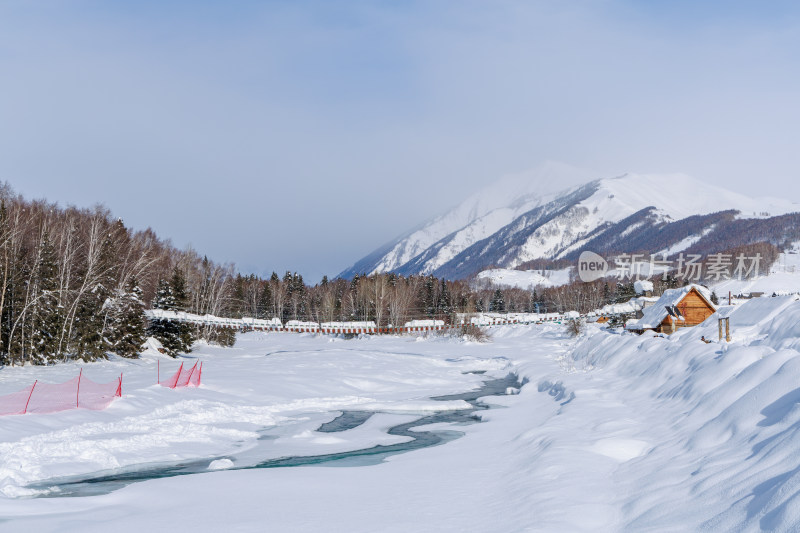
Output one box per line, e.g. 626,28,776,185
1,1,798,281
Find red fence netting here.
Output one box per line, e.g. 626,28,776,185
0,369,122,416
158,360,202,389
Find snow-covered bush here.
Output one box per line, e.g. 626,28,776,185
459,323,490,342
566,319,586,337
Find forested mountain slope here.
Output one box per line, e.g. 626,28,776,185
340,173,800,280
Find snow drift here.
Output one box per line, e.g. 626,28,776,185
4,297,800,530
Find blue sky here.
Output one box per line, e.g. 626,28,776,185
1,1,799,281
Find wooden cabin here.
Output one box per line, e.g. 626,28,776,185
626,284,717,335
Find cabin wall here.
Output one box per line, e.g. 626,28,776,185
677,290,715,326
656,289,715,334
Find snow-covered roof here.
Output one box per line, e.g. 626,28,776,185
322,321,376,328
626,284,716,330
634,280,654,294
592,296,657,316
285,320,320,328
404,319,444,328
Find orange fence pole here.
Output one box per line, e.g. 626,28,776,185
185,362,197,386
24,380,37,414
76,368,83,408
172,362,183,389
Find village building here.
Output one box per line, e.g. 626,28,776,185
626,284,717,334
634,279,654,297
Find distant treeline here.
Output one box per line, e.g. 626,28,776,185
0,183,784,366
0,183,530,365
0,182,238,365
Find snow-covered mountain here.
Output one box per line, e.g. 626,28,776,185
339,171,800,280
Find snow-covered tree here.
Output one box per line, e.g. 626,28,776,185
28,231,62,364
613,282,636,304
104,278,147,357
436,278,453,319
153,278,176,311
147,270,194,356
490,289,505,313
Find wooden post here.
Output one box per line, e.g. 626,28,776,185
718,318,724,341
725,317,731,342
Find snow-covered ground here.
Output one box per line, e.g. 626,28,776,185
712,251,800,296
477,251,800,297
476,267,573,289
5,296,800,531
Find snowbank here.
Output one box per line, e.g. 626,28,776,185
564,296,800,528
712,252,800,296
6,296,800,531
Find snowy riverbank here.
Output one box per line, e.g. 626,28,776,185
3,296,800,531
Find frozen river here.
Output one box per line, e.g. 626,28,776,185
5,298,800,532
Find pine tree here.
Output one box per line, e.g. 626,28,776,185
147,279,181,355
256,281,273,319
421,276,436,317
153,278,176,310
436,279,453,320
334,283,343,320
171,267,189,310
490,289,505,312
147,272,194,356
4,241,31,366
0,200,10,365
72,290,107,361
105,278,147,357
232,273,246,318
170,267,195,353
72,221,123,361
283,271,294,322
613,282,636,304
205,325,237,347
29,232,62,364
294,273,308,320
664,273,680,289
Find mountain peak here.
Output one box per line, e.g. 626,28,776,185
338,170,800,280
